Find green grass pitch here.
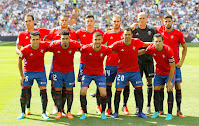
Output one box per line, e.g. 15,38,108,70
0,42,199,126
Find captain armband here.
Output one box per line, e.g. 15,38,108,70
168,56,175,63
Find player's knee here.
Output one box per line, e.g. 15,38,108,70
126,81,130,86
39,86,46,90
106,82,112,86
154,86,161,90
116,88,123,92
54,87,62,91
66,87,73,91
146,78,153,85
175,83,181,90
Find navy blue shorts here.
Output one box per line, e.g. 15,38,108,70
77,63,85,82
81,74,106,87
175,67,182,84
52,71,75,88
154,74,175,86
115,72,143,88
22,71,47,87
105,66,118,83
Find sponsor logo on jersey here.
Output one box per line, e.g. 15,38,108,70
153,53,156,56
25,36,29,39
136,81,142,84
133,46,136,50
99,82,105,85
171,35,174,39
30,53,33,56
41,50,44,53
110,36,113,39
89,53,92,56
121,49,124,51
136,32,139,36
69,50,72,54
83,34,86,37
57,51,61,53
69,82,75,85
148,31,151,35
40,82,47,84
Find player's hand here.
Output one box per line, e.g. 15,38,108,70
20,75,27,85
130,23,138,31
175,61,183,68
166,81,173,92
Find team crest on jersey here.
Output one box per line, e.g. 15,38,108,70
162,55,165,58
69,50,72,54
171,35,174,39
110,36,113,39
121,49,124,51
136,32,139,36
89,53,92,56
148,31,151,35
153,53,156,56
25,36,29,39
56,34,60,36
132,46,136,50
57,51,61,53
30,53,33,56
83,34,86,37
100,53,103,57
41,50,44,53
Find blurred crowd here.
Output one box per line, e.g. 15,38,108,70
0,0,198,37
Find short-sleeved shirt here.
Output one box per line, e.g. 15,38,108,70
133,24,157,64
110,38,144,72
76,28,104,63
17,28,50,47
45,26,77,41
47,40,82,73
103,29,123,66
19,42,50,72
155,26,186,64
80,44,112,75
146,44,174,75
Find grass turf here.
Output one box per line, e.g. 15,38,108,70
0,44,199,126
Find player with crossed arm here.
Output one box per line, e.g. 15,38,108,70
45,14,77,115
76,15,104,115
17,31,50,120
110,28,151,119
138,33,175,120
16,14,50,115
47,29,81,119
79,32,112,120
103,14,130,115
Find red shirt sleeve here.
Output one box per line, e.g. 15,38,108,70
70,31,78,40
76,29,80,40
102,32,108,44
16,32,24,46
19,48,26,59
136,39,145,48
80,45,87,53
166,46,175,59
178,32,186,45
106,46,112,55
75,41,82,50
110,41,118,51
145,44,153,55
47,41,55,52
45,29,54,40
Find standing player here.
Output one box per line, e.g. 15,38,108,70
76,15,104,115
47,29,81,119
45,14,77,115
154,15,187,117
103,14,130,115
132,12,157,114
138,34,175,120
16,14,50,115
110,28,151,119
17,31,50,120
79,32,112,120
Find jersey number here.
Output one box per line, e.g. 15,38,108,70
53,74,57,81
117,75,124,81
105,70,111,77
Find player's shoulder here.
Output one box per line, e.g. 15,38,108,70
173,29,183,35
70,40,79,45
146,24,156,31
21,44,31,51
18,31,28,36
95,29,104,33
77,28,86,33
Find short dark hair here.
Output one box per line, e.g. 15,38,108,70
60,15,68,19
30,31,40,37
124,27,133,34
25,14,34,20
60,29,70,36
93,32,102,37
85,14,94,20
164,15,173,20
153,33,163,41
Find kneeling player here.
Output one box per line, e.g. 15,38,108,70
79,32,112,120
139,34,175,120
17,31,50,119
47,29,82,119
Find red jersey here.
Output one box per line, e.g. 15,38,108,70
17,28,50,47
80,44,112,75
111,38,144,72
47,40,82,73
103,30,123,66
45,26,77,41
146,44,174,75
155,26,185,64
76,28,104,63
19,42,50,72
